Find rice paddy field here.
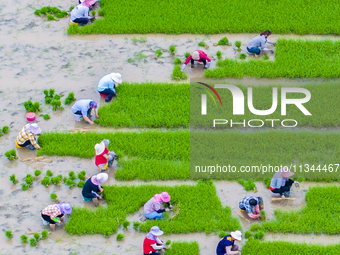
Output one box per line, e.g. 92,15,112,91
1,0,340,254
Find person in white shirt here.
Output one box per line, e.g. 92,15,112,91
247,30,275,57
70,0,94,25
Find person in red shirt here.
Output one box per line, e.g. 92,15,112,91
143,226,167,255
181,50,211,70
94,139,118,172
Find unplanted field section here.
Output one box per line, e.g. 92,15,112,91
242,239,340,255
96,83,189,128
65,181,241,236
68,0,340,34
191,82,340,128
206,39,340,78
260,186,340,234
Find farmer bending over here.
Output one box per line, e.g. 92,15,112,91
70,0,94,25
216,230,242,255
247,30,275,57
71,99,99,124
144,192,172,219
41,203,72,231
239,196,263,219
97,73,122,102
270,167,295,197
82,173,108,206
181,50,211,70
95,139,118,172
143,226,168,255
16,123,41,150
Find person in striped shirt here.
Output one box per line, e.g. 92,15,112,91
16,123,41,150
239,196,263,219
41,203,72,231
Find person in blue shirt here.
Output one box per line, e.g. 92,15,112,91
97,73,122,102
70,0,94,25
247,30,275,57
71,99,99,124
216,230,242,255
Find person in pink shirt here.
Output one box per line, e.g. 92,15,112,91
181,50,211,70
144,192,173,219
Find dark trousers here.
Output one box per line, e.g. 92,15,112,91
18,140,31,147
41,213,64,224
72,18,89,25
74,109,92,116
144,253,160,255
99,88,115,96
191,58,207,65
272,179,294,195
247,47,261,55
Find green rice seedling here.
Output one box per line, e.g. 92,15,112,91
165,240,171,246
263,53,269,60
51,175,62,186
5,149,17,161
69,6,74,11
91,10,96,16
77,172,85,180
47,15,55,21
41,230,49,240
134,51,147,62
254,230,264,240
2,126,9,134
133,222,141,230
30,238,37,246
34,233,40,241
77,180,85,188
56,11,68,18
218,231,227,238
9,174,18,184
21,183,28,191
260,211,266,221
122,220,130,230
184,52,190,58
166,241,199,255
171,65,188,80
66,179,76,188
49,89,55,98
5,230,12,239
139,37,147,43
235,41,241,51
250,223,263,232
169,45,176,55
116,233,125,241
25,174,34,187
41,177,51,187
23,100,40,112
46,170,53,177
43,89,48,97
41,114,50,120
217,37,230,45
0,132,2,137
64,92,76,105
50,193,57,201
45,97,51,104
155,49,163,57
244,230,252,238
239,53,247,59
98,9,105,16
216,51,222,59
69,171,76,180
174,58,182,64
34,10,41,16
127,58,135,63
20,234,28,243
198,41,206,47
51,99,62,111
63,177,68,183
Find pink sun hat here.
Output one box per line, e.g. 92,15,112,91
160,192,171,203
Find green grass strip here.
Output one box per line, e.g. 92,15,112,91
261,186,340,234
242,238,340,255
65,181,240,236
96,83,189,128
167,241,199,255
67,0,340,34
206,39,340,78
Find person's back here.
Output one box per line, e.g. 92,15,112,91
216,235,234,255
71,4,89,21
247,35,266,49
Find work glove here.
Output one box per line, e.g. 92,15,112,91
204,62,211,69
169,205,173,209
165,208,170,212
180,64,186,71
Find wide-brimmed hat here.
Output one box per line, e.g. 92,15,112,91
279,167,294,178
60,203,72,215
191,51,200,61
80,0,85,3
110,73,122,85
94,141,105,155
150,226,164,236
230,230,242,241
27,123,42,135
160,192,171,203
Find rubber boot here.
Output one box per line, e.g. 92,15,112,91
108,159,114,167
105,94,113,102
92,198,99,207
50,224,56,231
283,191,290,198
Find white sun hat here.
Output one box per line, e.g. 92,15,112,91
110,73,122,85
27,123,42,135
230,230,242,241
150,226,164,236
94,141,105,155
191,51,200,61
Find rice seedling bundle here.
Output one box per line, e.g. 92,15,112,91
67,0,340,34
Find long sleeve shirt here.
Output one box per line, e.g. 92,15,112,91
97,74,116,93
270,172,288,190
41,205,62,220
71,99,92,116
239,196,260,219
16,124,40,149
71,4,90,21
247,35,267,49
184,50,211,65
